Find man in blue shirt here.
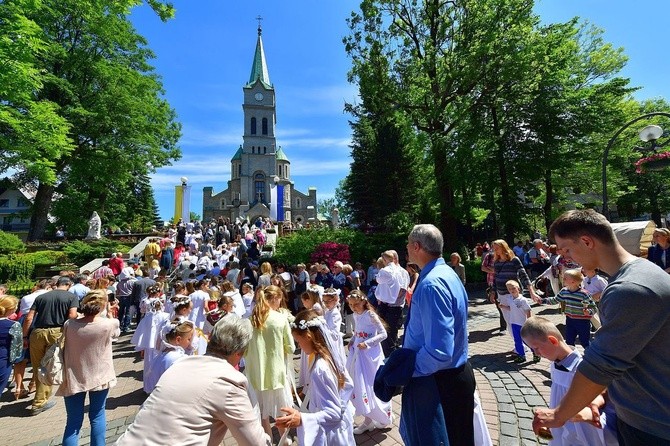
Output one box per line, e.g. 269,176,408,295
404,224,475,445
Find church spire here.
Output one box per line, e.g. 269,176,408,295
247,17,272,89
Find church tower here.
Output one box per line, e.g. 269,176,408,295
202,24,317,224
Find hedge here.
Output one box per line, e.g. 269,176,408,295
0,230,25,255
0,250,66,282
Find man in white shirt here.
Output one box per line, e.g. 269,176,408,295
375,250,406,356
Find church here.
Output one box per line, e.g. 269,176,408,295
202,26,317,224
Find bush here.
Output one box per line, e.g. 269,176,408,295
62,239,129,266
0,230,25,255
274,228,409,266
310,242,351,268
464,258,485,283
0,250,68,282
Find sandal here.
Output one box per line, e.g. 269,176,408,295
14,388,29,400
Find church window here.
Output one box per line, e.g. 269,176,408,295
279,165,282,176
221,199,226,208
296,198,301,208
238,164,242,176
264,146,267,154
262,117,268,135
254,173,265,202
251,117,257,135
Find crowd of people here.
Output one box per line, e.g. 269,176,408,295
1,211,669,445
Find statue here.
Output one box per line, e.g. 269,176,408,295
86,211,102,240
331,208,340,230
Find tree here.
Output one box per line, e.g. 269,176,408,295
0,0,181,240
345,0,539,249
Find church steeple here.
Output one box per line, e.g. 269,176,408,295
247,19,272,89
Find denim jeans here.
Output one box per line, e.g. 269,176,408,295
117,296,132,331
63,388,109,446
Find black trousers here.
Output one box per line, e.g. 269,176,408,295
435,361,476,446
378,302,403,356
618,418,670,446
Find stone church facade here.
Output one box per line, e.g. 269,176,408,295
202,27,317,224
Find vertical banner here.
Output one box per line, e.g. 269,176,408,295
181,185,191,223
276,184,284,222
270,183,278,221
174,185,183,222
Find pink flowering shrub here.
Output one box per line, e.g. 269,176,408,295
635,151,670,173
310,242,351,268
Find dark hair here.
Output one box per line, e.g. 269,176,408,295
57,276,73,287
548,209,616,245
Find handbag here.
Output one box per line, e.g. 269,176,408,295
8,322,24,364
38,326,66,386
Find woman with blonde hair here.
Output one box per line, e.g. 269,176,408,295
258,262,274,288
0,295,21,398
245,285,295,442
57,289,119,446
491,240,540,337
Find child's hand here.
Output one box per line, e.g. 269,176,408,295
357,342,368,350
276,407,302,429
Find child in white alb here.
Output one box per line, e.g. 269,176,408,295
521,316,617,445
143,318,194,393
298,288,324,389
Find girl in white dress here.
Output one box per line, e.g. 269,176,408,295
188,279,211,330
240,282,254,318
131,285,170,393
322,288,346,373
164,281,188,317
276,310,355,446
345,290,392,434
143,318,194,393
298,288,324,388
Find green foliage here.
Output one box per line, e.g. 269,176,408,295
463,258,485,284
0,0,182,241
0,250,65,281
0,230,26,255
6,277,36,296
62,239,129,266
274,229,408,266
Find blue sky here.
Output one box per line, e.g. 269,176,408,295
130,0,670,221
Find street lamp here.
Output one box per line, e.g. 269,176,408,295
602,112,670,220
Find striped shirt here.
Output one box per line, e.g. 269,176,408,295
543,287,596,320
493,257,531,294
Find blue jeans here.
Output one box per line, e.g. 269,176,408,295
63,388,109,446
117,296,132,331
565,317,591,348
511,323,526,356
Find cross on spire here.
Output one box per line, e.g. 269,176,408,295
256,15,263,35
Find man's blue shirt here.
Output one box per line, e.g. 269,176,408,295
403,257,469,377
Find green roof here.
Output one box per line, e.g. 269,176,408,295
246,29,272,89
231,146,242,161
275,146,289,162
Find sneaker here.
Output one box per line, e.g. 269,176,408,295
353,421,375,435
532,355,541,363
513,355,526,364
30,400,56,416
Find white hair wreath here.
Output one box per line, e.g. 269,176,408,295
290,316,326,330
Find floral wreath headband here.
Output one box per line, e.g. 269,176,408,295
347,291,367,301
290,316,326,331
321,287,341,297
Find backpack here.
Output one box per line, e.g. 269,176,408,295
522,251,531,266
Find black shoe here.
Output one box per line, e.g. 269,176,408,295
30,400,56,416
532,355,541,363
513,355,526,363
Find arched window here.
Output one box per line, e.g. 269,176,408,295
221,199,226,208
254,172,265,202
279,165,283,177
263,146,267,154
296,198,302,208
238,164,242,176
251,117,257,135
262,117,268,135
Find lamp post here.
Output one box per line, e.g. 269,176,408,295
602,112,670,221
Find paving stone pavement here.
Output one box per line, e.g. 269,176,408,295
0,292,571,445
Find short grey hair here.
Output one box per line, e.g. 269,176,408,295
409,224,443,256
207,314,252,358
